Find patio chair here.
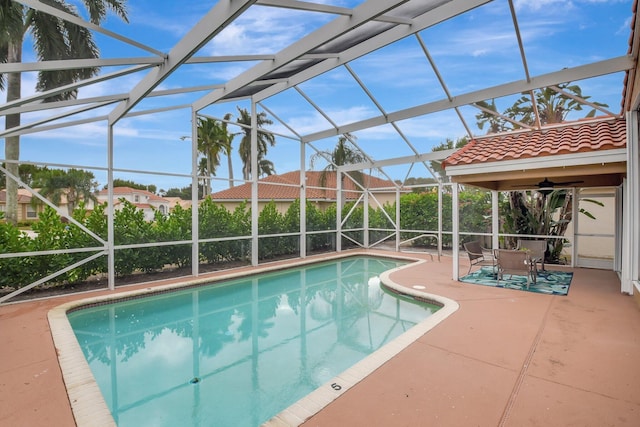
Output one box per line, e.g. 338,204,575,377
463,241,495,275
494,249,537,289
516,239,547,273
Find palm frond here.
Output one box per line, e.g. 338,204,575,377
29,3,99,100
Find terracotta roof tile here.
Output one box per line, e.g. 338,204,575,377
442,118,626,168
210,170,396,201
0,189,33,203
96,187,169,202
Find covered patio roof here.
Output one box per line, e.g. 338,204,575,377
441,117,628,191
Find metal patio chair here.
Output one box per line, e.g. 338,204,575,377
516,239,547,273
494,249,537,289
463,241,495,275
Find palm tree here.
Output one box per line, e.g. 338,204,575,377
197,114,236,194
196,117,222,196
310,133,367,190
34,168,98,214
1,1,129,224
236,107,276,180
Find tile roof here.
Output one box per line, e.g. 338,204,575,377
0,189,33,203
442,118,627,168
210,170,397,201
96,186,169,202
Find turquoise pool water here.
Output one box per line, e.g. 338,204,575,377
68,256,439,427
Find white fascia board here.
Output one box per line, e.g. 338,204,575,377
444,149,628,177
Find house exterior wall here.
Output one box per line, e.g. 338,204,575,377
0,190,45,222
214,193,398,215
95,188,171,222
563,189,616,267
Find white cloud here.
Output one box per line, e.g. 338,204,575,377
205,6,329,56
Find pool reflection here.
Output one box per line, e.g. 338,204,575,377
69,257,439,427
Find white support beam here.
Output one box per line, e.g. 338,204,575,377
193,0,412,111
0,57,163,73
300,140,307,258
0,64,152,112
252,0,492,103
191,109,200,277
107,125,115,290
251,101,260,266
1,84,220,117
452,184,460,280
4,104,193,138
302,56,632,142
338,149,457,172
109,0,258,124
492,190,499,251
257,0,414,25
0,101,115,138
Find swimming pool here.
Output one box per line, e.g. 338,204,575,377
50,254,458,426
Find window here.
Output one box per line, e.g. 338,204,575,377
26,205,37,219
134,195,140,203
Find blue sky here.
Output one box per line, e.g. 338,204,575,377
2,0,634,193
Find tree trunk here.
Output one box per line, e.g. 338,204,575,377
206,155,212,196
227,152,234,188
4,41,23,225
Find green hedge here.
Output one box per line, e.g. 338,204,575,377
0,189,493,290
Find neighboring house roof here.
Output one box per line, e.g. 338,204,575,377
442,117,626,168
210,170,398,201
0,188,34,204
441,117,628,191
96,186,169,203
164,197,192,210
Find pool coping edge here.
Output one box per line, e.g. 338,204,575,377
263,258,459,427
47,251,458,427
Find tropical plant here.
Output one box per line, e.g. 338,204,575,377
501,190,603,263
430,136,469,179
476,83,609,134
310,133,367,191
219,113,236,187
236,107,276,180
164,186,192,199
0,163,46,190
0,0,129,224
475,99,512,134
33,168,99,213
506,83,608,126
197,117,217,196
105,179,156,194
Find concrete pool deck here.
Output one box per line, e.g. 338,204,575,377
1,250,639,426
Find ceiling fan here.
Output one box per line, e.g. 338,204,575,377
515,177,585,195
